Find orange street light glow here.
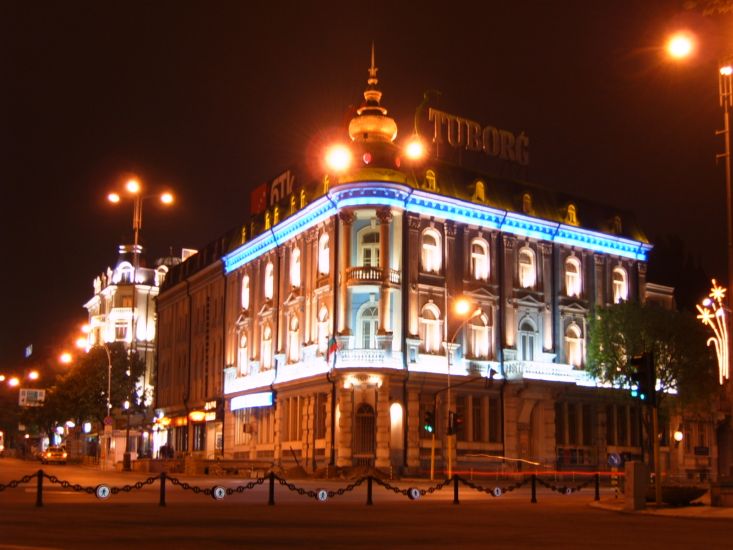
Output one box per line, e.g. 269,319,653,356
0,375,5,382
666,33,694,60
8,377,20,387
75,337,87,349
107,192,121,203
405,138,426,161
28,370,39,381
126,178,141,194
325,145,352,172
81,324,91,334
721,66,733,76
454,297,472,317
160,192,174,204
59,352,73,364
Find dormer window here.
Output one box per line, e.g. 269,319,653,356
565,204,579,226
522,193,533,215
421,228,442,273
473,180,486,203
612,215,623,235
518,247,536,288
424,170,438,192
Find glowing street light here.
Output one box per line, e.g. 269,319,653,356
59,352,73,365
325,144,352,172
27,370,39,381
8,377,20,388
697,279,730,384
404,137,426,161
666,32,694,60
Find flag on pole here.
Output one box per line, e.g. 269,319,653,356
326,336,340,366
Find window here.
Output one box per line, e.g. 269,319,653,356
264,262,274,300
564,324,583,368
488,397,500,443
318,233,330,275
472,180,486,203
518,248,536,288
282,396,304,442
114,262,134,284
290,247,301,288
261,325,273,370
238,333,248,375
115,320,128,342
470,238,489,280
358,304,379,349
468,312,490,359
565,257,581,297
420,303,443,354
522,193,533,215
565,204,579,226
317,306,329,354
421,229,442,273
612,267,628,303
315,393,328,439
360,230,380,267
155,266,168,287
241,275,250,310
288,316,300,363
193,422,205,452
472,396,482,442
518,319,536,361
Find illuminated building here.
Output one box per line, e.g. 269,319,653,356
155,52,714,478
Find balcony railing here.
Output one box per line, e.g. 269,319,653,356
339,348,385,364
346,266,401,285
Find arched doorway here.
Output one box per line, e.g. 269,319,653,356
353,403,376,467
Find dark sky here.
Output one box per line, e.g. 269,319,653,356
3,1,732,368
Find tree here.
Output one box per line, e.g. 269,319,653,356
587,301,718,409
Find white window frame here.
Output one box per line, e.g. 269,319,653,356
264,262,274,300
565,256,581,297
288,316,300,363
468,312,490,359
564,323,583,368
241,274,250,310
318,233,330,275
420,303,443,354
356,302,379,349
317,306,329,354
238,333,248,376
359,228,380,267
518,247,536,288
290,247,301,288
470,238,489,280
518,319,536,362
421,228,442,273
612,267,628,304
261,324,273,370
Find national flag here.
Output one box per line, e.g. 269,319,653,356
249,183,268,215
326,337,340,364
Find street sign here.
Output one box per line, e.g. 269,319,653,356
607,452,621,467
95,485,111,500
18,389,45,407
104,416,113,425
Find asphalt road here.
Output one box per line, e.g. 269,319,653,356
0,458,730,549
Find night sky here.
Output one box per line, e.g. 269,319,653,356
4,1,732,369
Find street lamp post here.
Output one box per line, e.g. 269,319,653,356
717,65,733,319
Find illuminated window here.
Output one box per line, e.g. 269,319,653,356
565,204,579,226
612,267,628,304
564,324,583,368
470,238,489,280
288,316,300,363
155,266,168,287
565,256,581,297
290,247,301,288
421,228,442,273
318,233,330,275
357,303,379,349
317,306,329,354
518,247,536,288
420,302,443,354
114,262,134,284
261,325,273,370
359,229,380,267
424,169,438,192
518,319,536,361
241,275,250,310
468,312,491,359
115,320,128,342
264,262,274,300
238,333,248,376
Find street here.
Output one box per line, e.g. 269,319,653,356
0,458,731,549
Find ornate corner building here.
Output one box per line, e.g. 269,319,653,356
154,53,716,479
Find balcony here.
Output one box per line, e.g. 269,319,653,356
346,266,401,285
338,348,385,364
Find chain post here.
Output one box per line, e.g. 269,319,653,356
594,473,600,501
36,469,43,507
268,471,275,506
453,475,459,505
159,472,167,507
366,476,373,506
531,474,537,504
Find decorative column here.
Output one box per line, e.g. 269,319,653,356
338,211,355,335
502,235,516,351
375,380,391,469
336,385,353,467
540,242,553,352
406,389,421,470
377,207,392,335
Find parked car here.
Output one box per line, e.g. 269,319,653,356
41,446,67,465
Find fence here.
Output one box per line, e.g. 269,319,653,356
0,469,617,507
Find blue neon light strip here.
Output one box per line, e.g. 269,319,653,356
223,181,651,273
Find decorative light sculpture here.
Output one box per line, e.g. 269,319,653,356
697,279,730,384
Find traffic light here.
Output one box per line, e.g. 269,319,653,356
423,410,435,433
629,352,656,406
447,411,464,435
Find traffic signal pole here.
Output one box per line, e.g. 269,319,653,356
652,404,662,507
430,432,436,481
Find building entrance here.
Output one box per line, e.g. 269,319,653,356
353,403,376,467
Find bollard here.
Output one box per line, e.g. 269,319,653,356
594,473,600,501
36,469,43,508
453,475,459,505
268,471,275,506
159,472,167,507
531,474,537,504
366,476,373,506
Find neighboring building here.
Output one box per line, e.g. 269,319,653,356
154,53,717,480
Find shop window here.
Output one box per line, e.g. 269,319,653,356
470,238,489,280
193,423,205,452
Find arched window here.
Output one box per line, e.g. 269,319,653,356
612,267,628,304
564,324,583,368
468,312,491,359
261,324,273,370
470,238,489,280
290,247,301,288
421,229,442,273
565,256,581,297
288,316,300,363
565,204,579,226
360,229,380,267
357,303,379,349
114,262,134,284
241,275,250,310
317,306,329,354
420,303,443,354
518,247,536,288
264,262,274,300
155,265,168,287
238,333,248,376
318,233,330,275
518,319,536,361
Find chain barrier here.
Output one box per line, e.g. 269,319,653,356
456,475,528,496
0,473,36,492
43,472,159,495
536,476,594,495
167,475,267,498
372,476,452,498
275,474,366,500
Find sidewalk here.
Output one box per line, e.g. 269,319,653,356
591,492,733,519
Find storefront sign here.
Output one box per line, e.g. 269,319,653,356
18,388,45,407
428,108,529,166
230,391,274,411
